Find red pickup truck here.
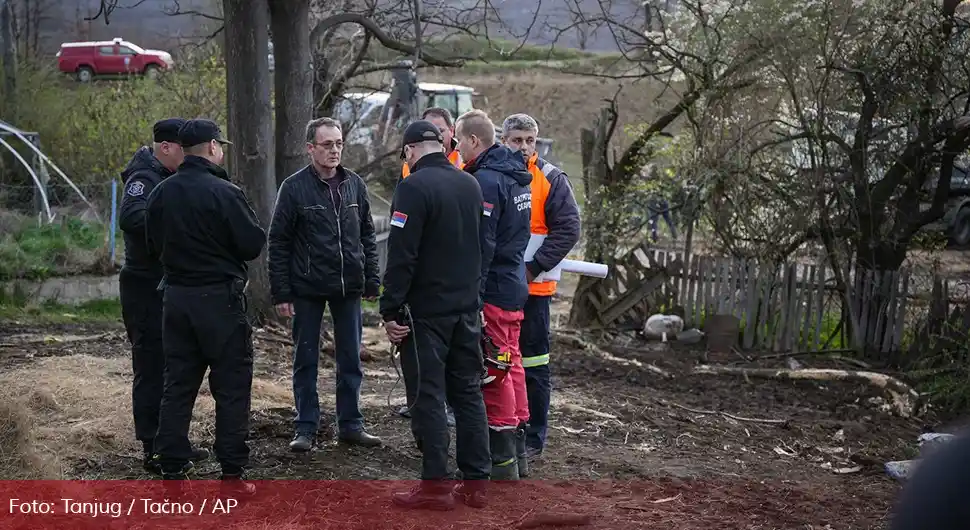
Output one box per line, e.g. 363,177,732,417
56,38,174,82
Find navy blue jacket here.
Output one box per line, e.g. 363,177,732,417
464,143,533,311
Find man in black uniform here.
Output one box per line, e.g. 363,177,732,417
118,118,209,473
380,120,491,510
144,119,266,490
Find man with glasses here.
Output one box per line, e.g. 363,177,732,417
267,117,383,452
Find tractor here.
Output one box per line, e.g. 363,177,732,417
334,60,556,192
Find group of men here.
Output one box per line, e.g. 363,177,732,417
116,104,580,506
378,107,580,508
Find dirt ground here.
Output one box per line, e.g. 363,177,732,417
0,274,929,529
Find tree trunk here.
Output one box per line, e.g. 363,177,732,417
269,0,312,187
0,0,16,111
224,0,275,322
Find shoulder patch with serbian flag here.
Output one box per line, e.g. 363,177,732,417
482,202,494,217
390,211,408,228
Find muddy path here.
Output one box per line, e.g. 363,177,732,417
0,307,923,529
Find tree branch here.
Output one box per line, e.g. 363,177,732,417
310,13,463,68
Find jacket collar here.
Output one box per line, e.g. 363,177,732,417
179,155,230,181
308,163,349,183
410,152,453,173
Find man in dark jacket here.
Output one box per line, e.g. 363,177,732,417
890,429,970,529
501,113,582,466
117,117,209,474
145,119,266,492
380,120,491,510
455,109,532,480
267,117,382,452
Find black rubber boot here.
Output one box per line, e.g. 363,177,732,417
515,423,529,478
489,429,519,481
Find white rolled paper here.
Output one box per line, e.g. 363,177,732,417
524,234,609,282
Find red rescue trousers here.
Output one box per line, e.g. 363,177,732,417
482,303,527,429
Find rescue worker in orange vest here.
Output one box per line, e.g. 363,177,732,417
501,114,581,466
396,107,464,430
399,107,463,182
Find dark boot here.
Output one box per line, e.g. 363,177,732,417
489,429,519,481
220,473,257,497
391,480,455,511
452,480,487,508
515,423,530,478
143,440,208,474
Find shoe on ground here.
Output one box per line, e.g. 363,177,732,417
146,453,196,476
452,481,486,508
338,429,382,447
289,433,313,452
391,482,455,511
397,405,412,418
525,446,542,459
220,474,257,497
143,446,208,475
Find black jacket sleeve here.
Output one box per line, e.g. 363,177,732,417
379,180,425,321
528,170,582,276
144,184,163,261
119,171,158,239
357,179,381,297
267,180,296,304
223,184,266,263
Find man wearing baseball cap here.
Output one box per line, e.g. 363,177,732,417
145,118,265,494
381,119,491,509
118,117,211,475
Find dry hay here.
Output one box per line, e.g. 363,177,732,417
0,354,293,476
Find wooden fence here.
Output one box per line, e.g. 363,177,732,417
584,243,960,354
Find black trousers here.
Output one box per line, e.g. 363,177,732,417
399,310,491,480
154,280,254,475
119,270,165,447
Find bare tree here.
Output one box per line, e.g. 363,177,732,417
268,0,312,184
224,0,275,320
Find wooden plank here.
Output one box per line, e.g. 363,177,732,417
687,255,700,328
892,270,910,350
787,264,803,352
675,252,687,309
742,259,758,350
858,268,874,349
703,256,714,319
801,265,817,351
597,271,668,326
657,251,667,307
772,265,791,351
756,263,773,350
870,270,887,354
880,270,899,354
731,258,743,319
696,256,707,326
812,264,826,351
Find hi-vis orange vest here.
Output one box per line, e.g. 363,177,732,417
527,152,558,297
402,150,463,177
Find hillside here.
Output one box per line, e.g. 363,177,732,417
36,0,648,55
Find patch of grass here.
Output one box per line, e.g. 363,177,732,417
0,215,117,281
0,294,122,324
